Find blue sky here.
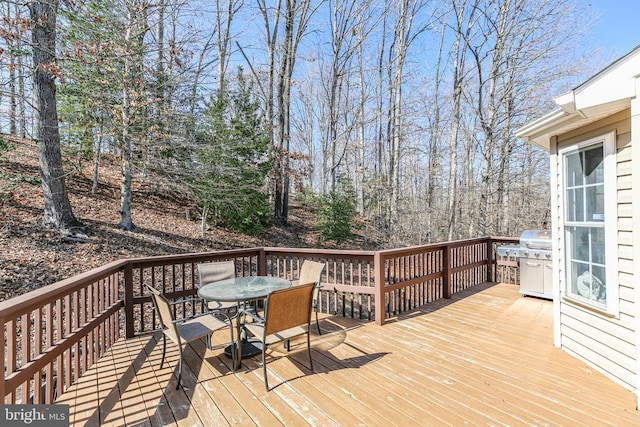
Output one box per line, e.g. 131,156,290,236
587,0,640,56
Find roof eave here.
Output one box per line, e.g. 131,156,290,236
515,109,568,152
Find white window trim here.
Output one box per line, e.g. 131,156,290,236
558,131,619,316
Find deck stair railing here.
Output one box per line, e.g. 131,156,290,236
1,236,517,404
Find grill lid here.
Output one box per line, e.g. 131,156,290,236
519,230,551,250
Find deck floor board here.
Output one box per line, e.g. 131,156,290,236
57,283,640,426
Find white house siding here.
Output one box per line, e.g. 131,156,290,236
552,110,636,391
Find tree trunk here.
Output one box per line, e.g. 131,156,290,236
188,31,216,137
425,23,446,242
9,19,17,136
201,205,209,238
447,0,478,240
216,0,239,94
156,0,165,107
117,1,143,232
375,12,386,235
18,41,27,138
356,35,366,214
272,0,312,226
446,5,463,241
30,0,79,231
258,0,281,221
16,1,27,138
118,91,136,231
91,121,103,195
273,0,295,226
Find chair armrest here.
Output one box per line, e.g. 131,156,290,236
293,279,324,289
169,297,205,306
238,308,265,324
172,310,233,325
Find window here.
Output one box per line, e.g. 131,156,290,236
561,132,617,314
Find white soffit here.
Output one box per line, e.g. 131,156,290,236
516,99,631,151
517,46,640,151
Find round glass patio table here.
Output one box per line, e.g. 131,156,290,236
198,276,291,365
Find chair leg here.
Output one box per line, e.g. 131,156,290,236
307,333,313,371
228,325,236,373
315,310,321,335
176,346,183,390
160,334,167,369
234,319,242,371
262,345,269,392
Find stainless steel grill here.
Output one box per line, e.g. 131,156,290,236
519,230,552,299
497,230,552,299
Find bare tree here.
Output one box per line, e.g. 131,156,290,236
320,0,375,193
258,0,315,225
118,0,149,231
424,21,447,242
155,0,166,107
1,1,29,138
216,0,242,93
188,30,217,134
7,1,18,136
468,0,588,236
369,0,429,237
446,0,479,240
17,0,28,139
29,0,79,230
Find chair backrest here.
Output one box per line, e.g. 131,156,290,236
146,285,180,344
198,260,235,288
299,260,324,286
263,283,315,336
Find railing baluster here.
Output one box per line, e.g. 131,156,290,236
34,307,42,404
6,320,16,403
46,302,55,404
21,314,29,403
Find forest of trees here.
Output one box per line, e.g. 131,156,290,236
0,0,606,247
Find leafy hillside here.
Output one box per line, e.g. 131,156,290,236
0,135,362,301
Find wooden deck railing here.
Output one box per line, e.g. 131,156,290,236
1,236,518,404
0,261,125,406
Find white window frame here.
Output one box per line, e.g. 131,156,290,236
558,131,618,316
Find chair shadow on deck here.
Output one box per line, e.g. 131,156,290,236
227,317,389,391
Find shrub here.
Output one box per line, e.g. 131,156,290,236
317,177,357,244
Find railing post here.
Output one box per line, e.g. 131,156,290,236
124,262,134,338
443,244,452,299
486,237,494,283
374,251,385,325
258,248,267,276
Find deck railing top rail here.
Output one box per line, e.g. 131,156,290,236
126,247,264,267
0,259,127,322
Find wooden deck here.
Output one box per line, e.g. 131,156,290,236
56,283,640,426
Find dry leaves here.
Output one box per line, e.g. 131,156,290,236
0,136,356,301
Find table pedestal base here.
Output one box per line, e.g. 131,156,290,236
224,339,263,359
